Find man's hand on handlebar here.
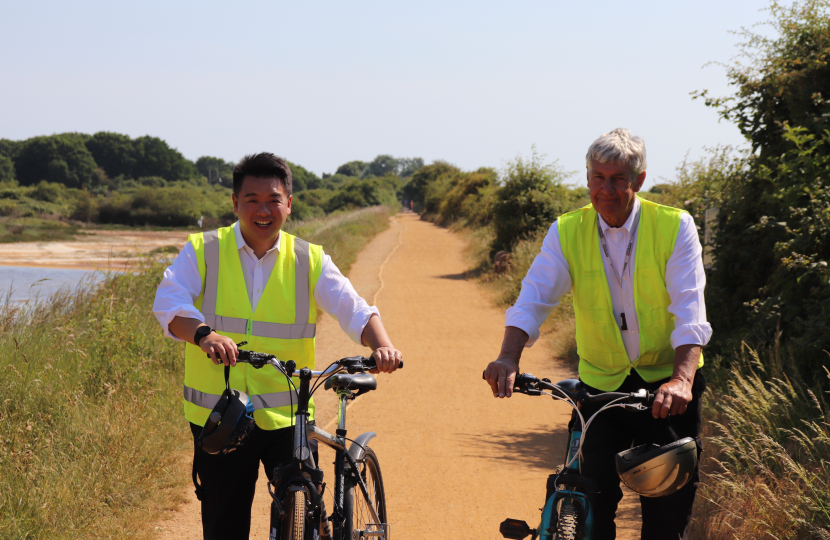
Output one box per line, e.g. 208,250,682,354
484,358,519,398
201,333,239,367
369,346,402,374
652,377,693,419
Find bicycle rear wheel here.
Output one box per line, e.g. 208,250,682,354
343,447,387,539
555,503,578,540
281,490,306,540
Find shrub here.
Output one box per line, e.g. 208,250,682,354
29,181,65,203
491,148,574,253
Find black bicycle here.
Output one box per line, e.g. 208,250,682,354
233,347,401,540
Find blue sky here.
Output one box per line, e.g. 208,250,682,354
0,1,772,187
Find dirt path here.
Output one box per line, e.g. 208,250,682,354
153,213,641,539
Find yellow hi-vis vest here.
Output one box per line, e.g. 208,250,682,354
557,196,704,391
182,225,323,430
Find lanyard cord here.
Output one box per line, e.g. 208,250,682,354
597,207,641,288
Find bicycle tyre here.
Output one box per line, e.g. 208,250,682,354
343,447,387,540
555,503,578,540
282,490,306,540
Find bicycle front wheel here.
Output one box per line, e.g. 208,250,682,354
555,503,578,540
343,447,387,539
282,490,306,540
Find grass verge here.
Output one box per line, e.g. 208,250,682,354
0,206,395,540
452,220,577,369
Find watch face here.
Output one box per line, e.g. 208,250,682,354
196,326,212,344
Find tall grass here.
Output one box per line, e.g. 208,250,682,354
0,206,394,539
691,345,830,539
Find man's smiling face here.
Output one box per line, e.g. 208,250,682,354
232,176,291,253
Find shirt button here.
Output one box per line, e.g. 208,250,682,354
632,330,637,334
626,303,630,307
256,289,261,293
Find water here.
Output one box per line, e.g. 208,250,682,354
0,266,109,303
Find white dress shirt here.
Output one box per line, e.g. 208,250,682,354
153,223,380,345
505,198,712,362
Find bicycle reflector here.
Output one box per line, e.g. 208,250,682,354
615,424,697,498
196,367,255,455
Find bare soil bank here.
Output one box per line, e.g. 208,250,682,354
0,230,191,270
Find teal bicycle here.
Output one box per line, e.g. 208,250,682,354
498,374,656,540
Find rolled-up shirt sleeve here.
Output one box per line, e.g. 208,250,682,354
666,214,713,349
314,253,380,345
505,221,573,346
152,242,205,341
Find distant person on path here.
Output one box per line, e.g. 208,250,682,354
483,129,711,540
153,152,402,540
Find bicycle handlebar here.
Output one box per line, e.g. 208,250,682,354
208,348,403,375
512,373,654,406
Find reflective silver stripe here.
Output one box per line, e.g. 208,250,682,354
202,230,220,329
199,230,315,338
250,391,297,410
212,316,248,335
253,320,316,339
293,239,310,326
183,385,222,410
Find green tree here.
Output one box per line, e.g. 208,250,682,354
85,132,138,180
287,161,322,191
397,157,425,178
403,161,459,206
15,134,97,188
132,136,198,181
695,0,830,159
363,155,398,178
335,160,366,177
325,178,397,212
195,156,234,185
698,0,830,369
0,155,15,184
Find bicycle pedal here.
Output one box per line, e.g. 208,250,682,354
352,523,390,539
499,518,536,540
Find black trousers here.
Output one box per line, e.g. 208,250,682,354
190,423,319,540
566,370,706,540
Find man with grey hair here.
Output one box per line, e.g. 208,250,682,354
484,128,711,539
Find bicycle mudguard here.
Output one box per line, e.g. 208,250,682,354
549,473,599,494
268,462,325,518
347,431,377,461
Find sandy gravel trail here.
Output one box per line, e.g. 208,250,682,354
154,213,641,539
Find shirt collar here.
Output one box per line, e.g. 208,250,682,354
233,221,281,255
597,197,641,233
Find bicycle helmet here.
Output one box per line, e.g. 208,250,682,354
196,367,255,454
615,422,697,498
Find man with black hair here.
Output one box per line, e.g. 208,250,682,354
153,152,402,540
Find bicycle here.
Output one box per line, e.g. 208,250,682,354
229,346,402,540
496,373,654,540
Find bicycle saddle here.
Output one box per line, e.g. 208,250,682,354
324,373,377,393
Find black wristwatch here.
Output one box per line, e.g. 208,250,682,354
194,325,214,346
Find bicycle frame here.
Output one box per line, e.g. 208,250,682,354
499,375,651,540
263,362,387,540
